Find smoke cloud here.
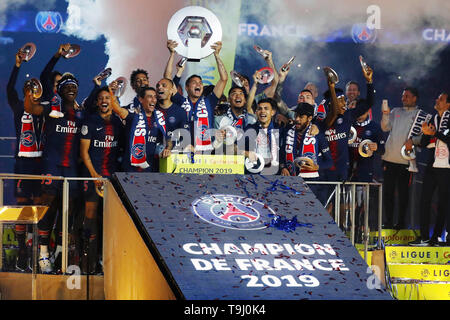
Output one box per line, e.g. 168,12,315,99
60,0,448,103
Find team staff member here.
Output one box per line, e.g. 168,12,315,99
410,92,450,246
25,73,85,274
110,86,171,172
7,47,44,271
381,87,424,229
80,87,123,272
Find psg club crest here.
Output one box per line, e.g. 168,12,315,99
131,144,145,159
35,11,63,34
191,194,276,230
351,23,377,44
20,131,36,147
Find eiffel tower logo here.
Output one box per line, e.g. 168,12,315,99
219,203,257,222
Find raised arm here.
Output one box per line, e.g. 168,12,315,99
246,70,260,115
261,50,279,98
211,41,228,99
6,50,24,109
164,40,178,79
109,88,128,120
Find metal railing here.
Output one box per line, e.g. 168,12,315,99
305,181,383,263
0,173,107,274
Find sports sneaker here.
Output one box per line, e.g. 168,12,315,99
39,252,53,274
408,238,429,246
429,238,440,247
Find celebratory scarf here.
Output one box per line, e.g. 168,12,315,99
433,110,450,168
316,99,327,121
18,111,42,157
48,94,64,118
406,109,432,172
129,109,167,168
285,124,318,177
227,107,247,129
255,121,278,167
192,97,213,151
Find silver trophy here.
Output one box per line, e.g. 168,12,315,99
95,185,104,198
253,45,269,58
256,67,274,84
359,55,370,74
96,67,112,82
358,139,374,158
167,6,222,61
25,78,43,99
230,70,245,87
245,153,265,174
177,57,188,68
294,156,314,169
281,56,296,72
114,77,127,98
348,126,357,144
401,144,416,161
62,44,81,59
20,42,37,62
323,66,339,84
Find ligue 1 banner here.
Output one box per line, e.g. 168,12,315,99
114,172,392,300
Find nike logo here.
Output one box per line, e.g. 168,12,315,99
96,127,103,131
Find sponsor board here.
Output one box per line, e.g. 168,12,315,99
385,246,450,264
389,264,450,282
159,154,244,174
371,229,420,245
392,283,450,300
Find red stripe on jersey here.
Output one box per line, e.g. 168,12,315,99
61,109,76,167
101,121,114,176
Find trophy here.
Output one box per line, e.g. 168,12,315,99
25,78,43,99
281,56,296,72
95,185,104,198
381,99,389,114
245,153,265,173
253,45,269,58
294,156,314,169
358,139,374,157
96,67,112,82
323,66,339,84
401,145,416,161
20,43,37,62
359,55,370,74
223,125,238,145
177,57,188,68
348,126,357,144
114,77,127,98
62,44,81,59
230,70,245,87
167,6,222,62
256,67,274,84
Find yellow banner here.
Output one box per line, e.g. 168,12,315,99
160,154,244,174
370,229,420,245
389,264,450,282
392,283,450,300
385,246,450,264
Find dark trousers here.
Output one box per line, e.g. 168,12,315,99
382,161,412,227
419,167,450,240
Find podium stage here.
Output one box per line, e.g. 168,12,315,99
104,172,392,300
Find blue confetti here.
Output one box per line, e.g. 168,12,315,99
266,214,313,232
